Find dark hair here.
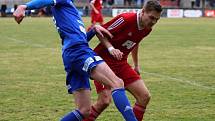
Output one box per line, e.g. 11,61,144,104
144,0,162,13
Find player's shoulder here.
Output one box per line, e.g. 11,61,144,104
119,12,136,17
118,12,136,21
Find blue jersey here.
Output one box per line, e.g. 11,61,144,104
25,0,104,93
51,0,88,51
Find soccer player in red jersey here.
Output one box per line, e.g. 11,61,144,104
88,0,104,30
84,1,162,121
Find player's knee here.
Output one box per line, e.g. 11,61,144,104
143,89,151,101
97,99,111,109
144,91,151,102
137,90,151,105
100,95,111,107
112,78,124,89
79,107,91,118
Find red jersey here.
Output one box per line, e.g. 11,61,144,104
94,12,152,63
90,0,102,11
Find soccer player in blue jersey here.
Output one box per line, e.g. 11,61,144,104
13,0,138,121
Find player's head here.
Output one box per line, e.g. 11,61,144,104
140,0,162,29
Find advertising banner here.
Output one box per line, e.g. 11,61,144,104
205,10,215,17
184,10,202,18
112,9,141,17
167,9,183,18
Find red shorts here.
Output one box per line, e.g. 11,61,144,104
91,11,104,23
94,62,141,93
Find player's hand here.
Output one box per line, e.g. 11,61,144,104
94,25,113,39
13,5,27,24
134,65,141,75
109,49,123,60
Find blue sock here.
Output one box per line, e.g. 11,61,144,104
112,88,137,121
60,110,83,121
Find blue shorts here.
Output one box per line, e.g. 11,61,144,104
62,43,104,94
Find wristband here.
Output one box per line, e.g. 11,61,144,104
108,47,114,53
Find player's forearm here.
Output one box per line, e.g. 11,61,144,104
26,0,54,10
103,39,113,49
131,45,139,66
97,35,113,49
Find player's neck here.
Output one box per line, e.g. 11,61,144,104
138,12,145,29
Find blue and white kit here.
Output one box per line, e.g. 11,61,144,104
26,0,103,93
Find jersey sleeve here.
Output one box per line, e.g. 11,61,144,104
102,14,127,34
54,0,72,6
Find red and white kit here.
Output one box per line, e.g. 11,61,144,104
94,12,152,92
90,0,103,23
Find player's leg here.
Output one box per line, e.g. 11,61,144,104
63,45,137,121
90,62,137,121
60,70,92,121
83,88,111,121
61,47,93,121
117,63,150,121
73,89,91,117
87,13,97,31
92,89,111,114
61,89,91,121
98,12,104,25
126,79,151,121
90,62,123,88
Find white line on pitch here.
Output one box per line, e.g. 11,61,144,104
4,36,57,51
143,71,215,90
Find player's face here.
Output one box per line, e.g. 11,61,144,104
142,10,161,29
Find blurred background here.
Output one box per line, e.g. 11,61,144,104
1,0,215,18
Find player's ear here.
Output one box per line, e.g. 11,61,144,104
141,9,145,15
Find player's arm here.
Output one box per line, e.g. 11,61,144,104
13,0,54,24
96,15,128,60
96,31,123,60
131,44,140,75
87,25,113,42
90,0,99,14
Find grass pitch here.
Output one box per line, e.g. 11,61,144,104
0,17,215,121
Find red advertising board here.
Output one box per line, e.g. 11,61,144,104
205,10,215,17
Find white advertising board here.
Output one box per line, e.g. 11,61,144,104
184,10,202,18
112,9,141,17
167,9,183,18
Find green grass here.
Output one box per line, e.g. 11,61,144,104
0,17,215,121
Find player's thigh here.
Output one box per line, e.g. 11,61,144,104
62,44,103,93
73,89,91,111
91,62,123,88
66,70,91,94
115,62,140,87
126,79,150,99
